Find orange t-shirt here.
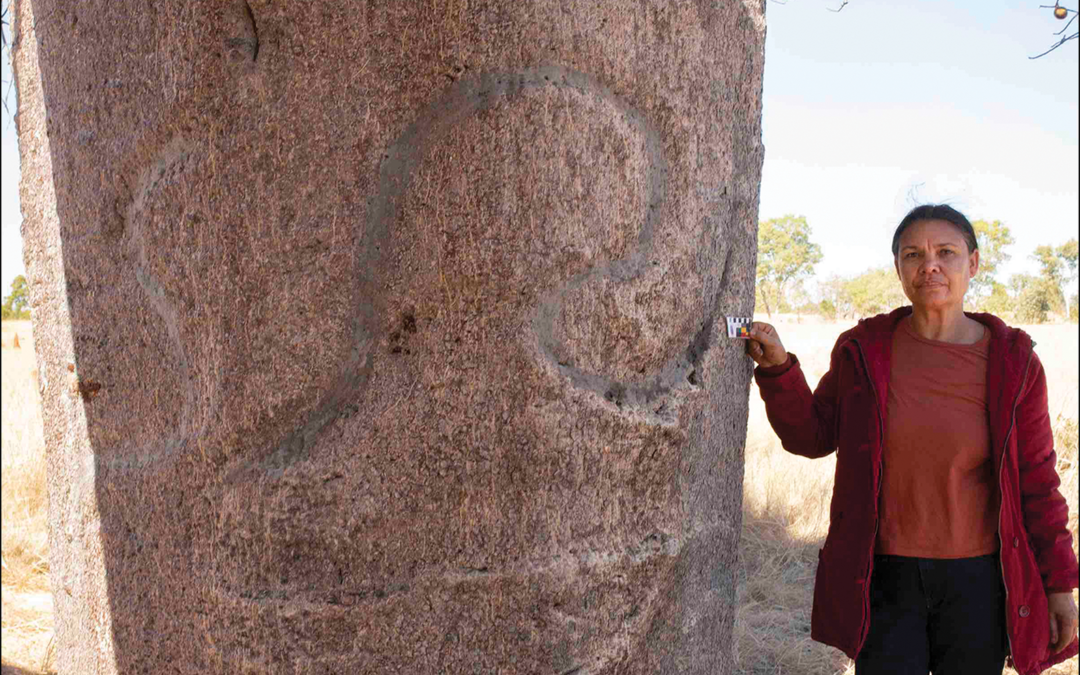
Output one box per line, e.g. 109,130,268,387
875,317,1000,558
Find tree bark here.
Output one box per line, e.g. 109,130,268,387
14,1,765,672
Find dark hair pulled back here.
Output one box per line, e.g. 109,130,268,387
891,204,978,258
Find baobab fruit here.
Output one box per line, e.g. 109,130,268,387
1055,5,1068,19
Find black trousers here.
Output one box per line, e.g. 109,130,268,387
855,554,1009,675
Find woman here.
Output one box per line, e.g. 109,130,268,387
746,204,1078,675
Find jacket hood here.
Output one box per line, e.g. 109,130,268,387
847,307,910,346
967,310,1034,354
848,306,1033,353
842,308,1035,415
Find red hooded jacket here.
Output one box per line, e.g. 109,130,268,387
754,307,1078,674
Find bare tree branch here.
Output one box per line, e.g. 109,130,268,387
1029,30,1078,58
808,1,1077,59
1,2,12,119
1031,4,1079,59
1051,10,1078,34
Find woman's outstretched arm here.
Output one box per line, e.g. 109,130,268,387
749,322,844,459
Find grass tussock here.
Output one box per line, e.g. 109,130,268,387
1,323,48,592
736,437,852,675
1,322,54,674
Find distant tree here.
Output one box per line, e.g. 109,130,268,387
820,274,855,320
969,219,1015,310
981,281,1015,317
844,267,908,318
1054,238,1079,317
1010,272,1054,324
755,215,823,317
1060,238,1079,267
788,280,814,319
1032,239,1078,316
1033,245,1063,282
1,274,30,320
1009,273,1035,296
819,298,838,321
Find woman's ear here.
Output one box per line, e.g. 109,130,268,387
969,249,980,279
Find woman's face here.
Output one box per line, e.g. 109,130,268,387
894,218,980,312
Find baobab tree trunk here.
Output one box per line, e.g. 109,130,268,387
14,1,765,672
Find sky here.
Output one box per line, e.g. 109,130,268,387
758,0,1079,288
1,0,1078,299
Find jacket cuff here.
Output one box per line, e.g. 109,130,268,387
755,353,796,378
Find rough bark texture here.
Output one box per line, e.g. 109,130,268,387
14,1,765,672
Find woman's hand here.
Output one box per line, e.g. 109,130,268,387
746,322,789,369
1048,592,1078,654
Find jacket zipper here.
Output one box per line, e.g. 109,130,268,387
997,342,1035,672
852,339,885,655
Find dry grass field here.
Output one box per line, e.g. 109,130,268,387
1,316,1076,674
1,321,54,674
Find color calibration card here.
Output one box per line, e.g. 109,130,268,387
726,317,753,339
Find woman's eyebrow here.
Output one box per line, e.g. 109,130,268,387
900,241,962,251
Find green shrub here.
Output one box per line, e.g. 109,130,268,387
980,281,1014,317
819,298,837,321
1015,282,1053,324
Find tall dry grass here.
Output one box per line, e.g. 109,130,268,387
1,321,54,674
735,317,1080,675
